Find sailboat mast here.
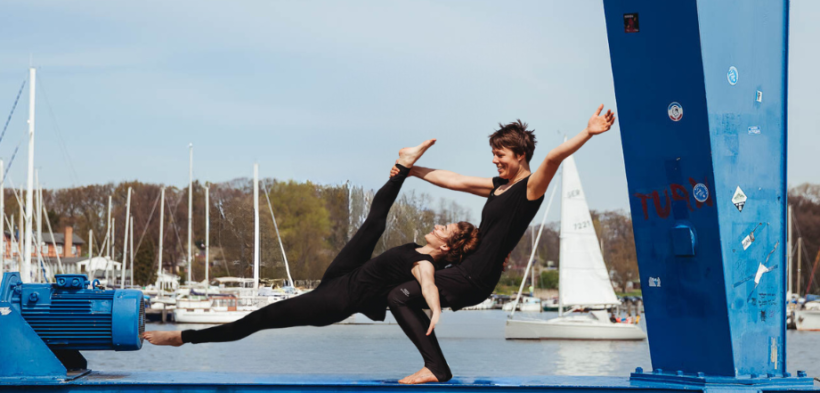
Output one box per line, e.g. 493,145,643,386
129,216,134,287
787,205,793,299
22,67,36,283
107,196,112,258
35,170,42,282
157,187,165,294
253,164,260,295
120,187,131,288
188,143,193,285
204,184,209,288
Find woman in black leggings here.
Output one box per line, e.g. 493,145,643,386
143,139,480,350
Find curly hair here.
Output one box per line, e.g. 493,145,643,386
488,119,537,164
443,221,481,263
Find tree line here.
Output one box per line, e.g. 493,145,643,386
7,181,819,295
5,178,472,286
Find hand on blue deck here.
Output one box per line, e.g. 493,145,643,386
426,311,440,336
586,104,616,136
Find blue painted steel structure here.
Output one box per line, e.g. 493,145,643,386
604,0,804,387
1,1,818,392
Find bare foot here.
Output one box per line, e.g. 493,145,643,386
397,139,436,168
399,367,439,384
398,367,425,384
143,331,184,347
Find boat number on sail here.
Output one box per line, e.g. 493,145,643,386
573,221,591,231
633,177,713,220
567,189,581,198
648,277,661,287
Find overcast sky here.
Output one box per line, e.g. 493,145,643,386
0,1,817,223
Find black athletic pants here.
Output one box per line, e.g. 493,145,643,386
181,165,409,344
387,268,486,382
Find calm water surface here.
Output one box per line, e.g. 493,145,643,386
87,310,820,379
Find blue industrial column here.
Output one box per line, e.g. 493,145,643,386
604,0,793,382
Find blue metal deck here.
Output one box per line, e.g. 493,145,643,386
4,372,817,392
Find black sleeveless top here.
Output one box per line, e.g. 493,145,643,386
455,175,543,292
348,243,435,320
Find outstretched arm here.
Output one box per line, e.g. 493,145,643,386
527,104,615,201
411,261,442,335
392,165,495,197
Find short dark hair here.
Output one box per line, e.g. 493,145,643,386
488,120,537,164
443,222,480,264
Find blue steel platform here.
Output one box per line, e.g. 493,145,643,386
2,372,816,392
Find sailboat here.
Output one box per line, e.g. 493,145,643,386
505,154,646,340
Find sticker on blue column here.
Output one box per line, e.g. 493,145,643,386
693,183,709,203
667,102,683,122
732,186,747,212
748,126,761,135
727,66,739,85
756,90,763,102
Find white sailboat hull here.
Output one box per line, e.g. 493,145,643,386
173,308,251,324
505,316,646,341
795,309,820,331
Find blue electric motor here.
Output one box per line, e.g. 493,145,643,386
0,272,144,351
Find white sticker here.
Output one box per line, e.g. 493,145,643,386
693,183,709,203
668,102,683,122
0,307,10,316
648,277,661,287
732,186,747,212
727,66,739,85
748,126,761,135
742,233,754,250
771,337,778,369
756,90,763,102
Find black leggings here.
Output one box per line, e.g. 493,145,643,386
386,268,483,382
181,165,409,344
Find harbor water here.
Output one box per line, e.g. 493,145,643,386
87,310,820,378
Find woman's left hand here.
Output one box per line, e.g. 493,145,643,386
426,311,441,336
586,104,616,136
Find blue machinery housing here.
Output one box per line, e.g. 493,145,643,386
1,1,816,392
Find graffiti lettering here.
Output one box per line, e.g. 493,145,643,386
634,177,713,220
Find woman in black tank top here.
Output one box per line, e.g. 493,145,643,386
388,106,616,384
143,140,480,354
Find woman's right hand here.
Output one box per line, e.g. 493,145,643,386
390,160,400,177
426,311,441,336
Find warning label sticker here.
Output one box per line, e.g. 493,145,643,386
732,186,747,212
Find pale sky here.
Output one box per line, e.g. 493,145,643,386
0,1,817,223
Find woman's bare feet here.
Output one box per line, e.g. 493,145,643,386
398,367,439,384
397,139,436,168
142,331,184,347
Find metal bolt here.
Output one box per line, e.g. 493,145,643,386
750,373,757,379
797,371,807,378
28,292,39,302
71,278,80,287
676,370,684,376
767,373,775,378
58,278,66,286
654,368,663,374
697,372,705,378
635,367,644,374
785,372,792,377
